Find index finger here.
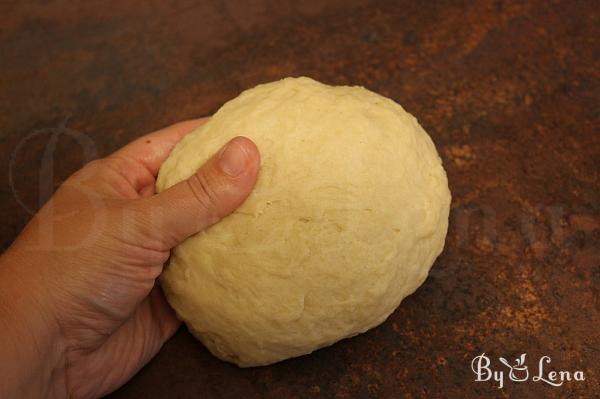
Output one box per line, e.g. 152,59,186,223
112,117,208,177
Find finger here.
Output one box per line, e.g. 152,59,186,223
80,286,181,398
111,117,208,177
138,136,260,249
148,285,181,341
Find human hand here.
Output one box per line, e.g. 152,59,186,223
0,118,260,398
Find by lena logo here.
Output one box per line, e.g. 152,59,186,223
471,353,585,389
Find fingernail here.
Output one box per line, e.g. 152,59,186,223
218,138,248,177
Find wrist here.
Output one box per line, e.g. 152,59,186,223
0,248,67,398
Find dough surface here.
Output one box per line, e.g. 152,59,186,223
157,77,451,367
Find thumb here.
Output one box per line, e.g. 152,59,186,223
142,136,260,249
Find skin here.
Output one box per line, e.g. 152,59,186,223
0,118,261,398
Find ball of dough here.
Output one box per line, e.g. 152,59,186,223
156,77,451,367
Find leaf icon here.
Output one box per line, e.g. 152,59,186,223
516,353,526,367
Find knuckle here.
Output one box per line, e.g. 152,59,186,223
186,172,223,220
69,158,103,181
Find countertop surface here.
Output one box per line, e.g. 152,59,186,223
1,1,598,397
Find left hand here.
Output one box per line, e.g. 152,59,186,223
0,118,261,398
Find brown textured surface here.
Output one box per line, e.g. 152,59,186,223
1,0,599,397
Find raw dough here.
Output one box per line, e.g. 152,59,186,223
156,77,451,367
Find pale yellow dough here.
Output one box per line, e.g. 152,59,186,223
156,77,451,367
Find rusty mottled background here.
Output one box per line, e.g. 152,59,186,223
1,0,599,398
